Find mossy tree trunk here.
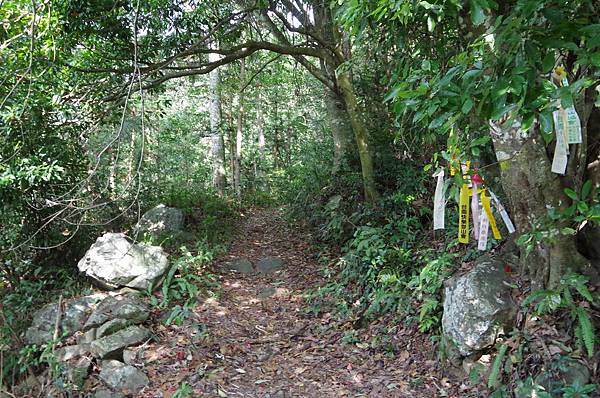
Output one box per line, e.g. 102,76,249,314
490,87,599,287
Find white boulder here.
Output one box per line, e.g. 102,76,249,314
77,233,168,291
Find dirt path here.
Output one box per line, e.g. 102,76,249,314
139,208,463,398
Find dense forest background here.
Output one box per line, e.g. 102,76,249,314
1,0,600,396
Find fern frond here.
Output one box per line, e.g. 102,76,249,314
488,344,508,389
575,283,594,302
577,306,595,357
522,289,551,307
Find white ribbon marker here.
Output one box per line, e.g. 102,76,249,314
478,210,490,251
489,189,516,234
433,169,445,230
551,117,569,175
471,182,480,240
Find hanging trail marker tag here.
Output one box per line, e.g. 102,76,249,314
554,77,582,144
478,211,489,251
553,106,582,145
471,182,480,240
481,190,501,240
551,120,568,175
458,184,470,243
489,190,516,234
433,169,445,230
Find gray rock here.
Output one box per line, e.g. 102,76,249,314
97,319,131,338
77,327,97,344
84,295,148,331
64,356,92,388
55,344,89,362
223,258,254,274
442,256,517,356
122,348,140,365
534,358,590,397
99,360,148,393
94,389,125,398
258,287,277,298
135,204,184,236
77,232,169,291
25,294,106,345
90,325,150,359
256,256,284,274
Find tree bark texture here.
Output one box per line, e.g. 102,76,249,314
490,119,594,287
208,51,226,195
337,72,379,203
324,88,355,175
234,59,245,201
256,91,266,189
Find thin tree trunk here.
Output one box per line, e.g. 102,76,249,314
256,91,266,189
209,51,226,195
273,102,280,169
234,59,245,201
285,127,292,166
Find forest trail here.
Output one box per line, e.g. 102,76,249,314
139,208,457,398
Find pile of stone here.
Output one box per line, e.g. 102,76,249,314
26,294,151,396
20,205,186,397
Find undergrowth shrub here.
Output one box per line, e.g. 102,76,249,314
149,244,222,326
303,162,461,333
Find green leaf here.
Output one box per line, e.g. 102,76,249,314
492,78,510,99
560,227,576,235
469,0,485,26
488,344,507,388
580,24,600,35
564,188,578,201
521,113,535,131
539,110,553,134
577,201,589,213
438,66,461,86
541,53,555,73
575,283,594,302
471,136,491,146
462,99,474,114
590,53,600,67
581,180,592,201
577,306,595,357
491,102,517,121
462,69,483,80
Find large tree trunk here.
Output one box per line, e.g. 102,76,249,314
337,72,379,203
490,119,594,288
324,88,355,174
209,51,226,195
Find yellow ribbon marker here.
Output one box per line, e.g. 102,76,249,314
481,190,502,240
458,184,470,243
